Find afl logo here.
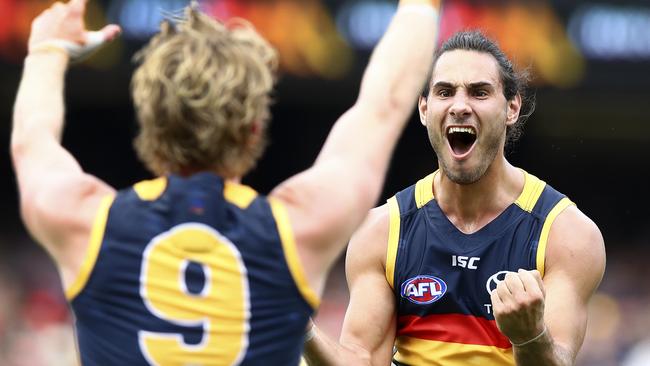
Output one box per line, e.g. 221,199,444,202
401,275,447,305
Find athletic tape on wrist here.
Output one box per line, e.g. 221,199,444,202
29,31,107,62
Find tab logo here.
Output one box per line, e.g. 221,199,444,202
401,275,447,305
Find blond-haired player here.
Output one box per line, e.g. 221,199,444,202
11,0,441,364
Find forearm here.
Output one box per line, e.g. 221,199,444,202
514,332,575,366
12,52,69,152
310,0,441,218
358,0,439,115
303,325,370,366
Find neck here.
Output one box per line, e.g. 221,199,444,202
433,156,524,234
171,167,242,184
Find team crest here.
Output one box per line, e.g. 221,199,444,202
400,275,447,305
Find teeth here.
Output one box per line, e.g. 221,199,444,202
448,127,476,135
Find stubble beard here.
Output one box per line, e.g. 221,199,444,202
431,133,502,186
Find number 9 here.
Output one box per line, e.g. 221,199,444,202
138,223,250,365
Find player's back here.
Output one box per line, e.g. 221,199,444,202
66,172,317,365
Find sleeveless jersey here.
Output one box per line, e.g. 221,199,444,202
386,170,574,366
65,173,319,366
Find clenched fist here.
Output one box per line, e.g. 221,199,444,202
490,269,547,346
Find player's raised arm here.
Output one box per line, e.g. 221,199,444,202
270,0,441,296
11,0,120,284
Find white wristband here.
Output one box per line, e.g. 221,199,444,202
510,326,548,347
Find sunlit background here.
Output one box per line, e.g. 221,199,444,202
1,0,649,365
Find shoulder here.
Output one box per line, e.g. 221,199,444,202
547,205,604,266
21,172,114,261
544,205,605,293
345,204,391,280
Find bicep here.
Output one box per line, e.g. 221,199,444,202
340,271,396,366
542,206,606,357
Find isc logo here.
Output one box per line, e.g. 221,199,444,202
400,275,447,305
452,255,480,270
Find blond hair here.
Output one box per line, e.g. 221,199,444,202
131,5,278,177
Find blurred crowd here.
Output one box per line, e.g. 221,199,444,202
0,234,77,366
1,232,648,366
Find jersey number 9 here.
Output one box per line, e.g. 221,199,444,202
138,223,250,366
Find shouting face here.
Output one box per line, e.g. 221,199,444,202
419,50,521,185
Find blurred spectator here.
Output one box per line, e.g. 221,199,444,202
0,237,77,366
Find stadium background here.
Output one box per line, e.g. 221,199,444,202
0,0,648,364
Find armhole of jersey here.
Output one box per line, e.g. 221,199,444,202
268,198,321,310
535,197,575,277
65,194,115,301
385,196,401,290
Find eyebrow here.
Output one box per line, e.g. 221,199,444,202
432,81,454,89
468,81,494,89
432,81,495,89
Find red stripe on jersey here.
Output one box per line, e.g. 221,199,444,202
397,313,511,349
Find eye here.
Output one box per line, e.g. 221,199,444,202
473,89,489,98
437,89,451,98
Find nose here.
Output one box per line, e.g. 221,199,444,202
449,93,472,119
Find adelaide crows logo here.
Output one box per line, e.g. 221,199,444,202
400,275,447,305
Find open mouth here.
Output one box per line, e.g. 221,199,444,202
446,126,477,157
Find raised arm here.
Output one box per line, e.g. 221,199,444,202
490,206,606,365
11,0,120,287
270,0,441,296
304,206,397,366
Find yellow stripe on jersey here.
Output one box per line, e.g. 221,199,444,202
134,177,168,201
514,171,546,213
224,181,258,209
268,198,321,309
414,172,436,209
394,336,514,366
536,197,575,276
65,194,115,300
386,196,401,289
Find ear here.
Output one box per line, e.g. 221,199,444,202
506,93,522,126
418,95,428,126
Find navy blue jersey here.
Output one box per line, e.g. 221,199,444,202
386,170,574,366
65,173,318,365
